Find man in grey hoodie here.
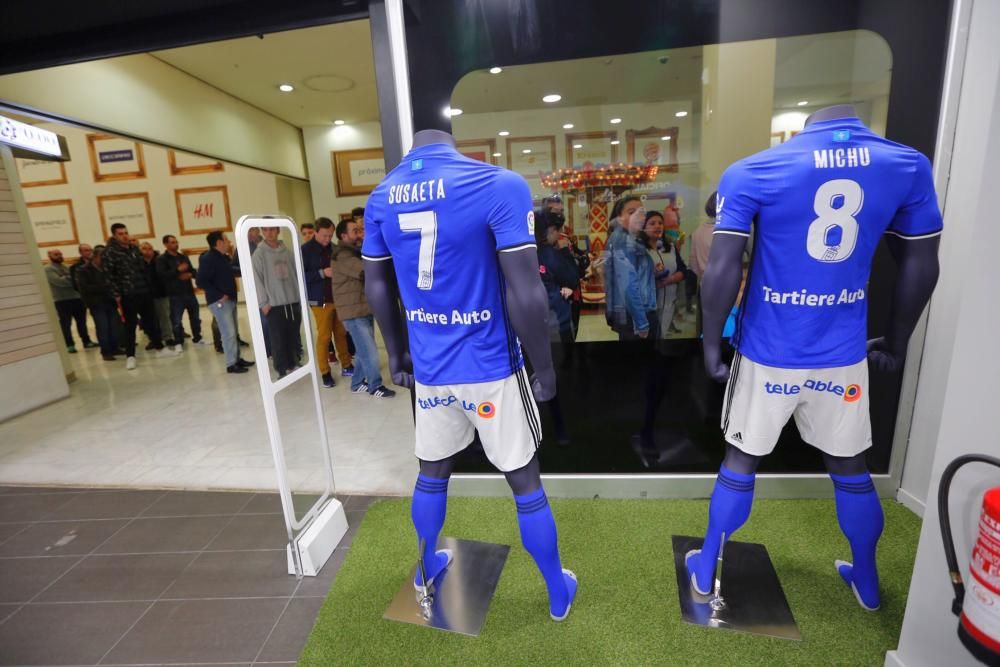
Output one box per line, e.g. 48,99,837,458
251,227,302,377
45,249,96,353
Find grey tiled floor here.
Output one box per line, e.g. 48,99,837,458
0,486,384,666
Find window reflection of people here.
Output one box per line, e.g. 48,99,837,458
643,211,687,339
604,197,657,340
253,227,303,378
300,222,315,243
537,216,579,349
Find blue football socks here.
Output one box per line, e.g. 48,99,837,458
515,487,574,619
411,474,450,586
687,466,756,594
831,472,884,610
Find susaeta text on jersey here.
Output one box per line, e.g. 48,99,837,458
406,307,493,325
387,178,447,205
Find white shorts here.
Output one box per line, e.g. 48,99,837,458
721,353,872,457
414,368,542,472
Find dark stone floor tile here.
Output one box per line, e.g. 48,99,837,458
343,509,367,541
0,600,149,665
162,550,297,599
141,491,255,517
0,603,21,624
0,522,30,545
44,490,164,521
238,493,323,515
97,516,232,554
0,556,80,603
343,494,397,511
37,553,197,602
0,493,79,523
0,519,128,557
0,486,80,496
204,513,288,551
256,596,326,662
293,547,348,598
102,598,287,664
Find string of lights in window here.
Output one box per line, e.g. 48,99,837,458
540,163,659,192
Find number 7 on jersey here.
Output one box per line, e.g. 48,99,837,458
398,211,438,290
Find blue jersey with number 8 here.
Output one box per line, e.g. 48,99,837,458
715,117,942,369
362,143,537,385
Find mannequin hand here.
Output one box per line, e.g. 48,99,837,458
389,351,414,389
530,366,557,402
867,337,904,372
703,346,730,383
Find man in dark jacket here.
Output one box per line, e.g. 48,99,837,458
140,241,176,348
197,231,253,374
76,245,119,361
301,217,352,386
157,234,204,351
102,223,168,369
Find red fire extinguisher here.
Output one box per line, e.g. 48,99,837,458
939,454,1000,666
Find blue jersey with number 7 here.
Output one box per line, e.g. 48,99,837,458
714,117,943,369
362,143,537,385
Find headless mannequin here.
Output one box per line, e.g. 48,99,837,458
693,104,941,606
364,130,574,618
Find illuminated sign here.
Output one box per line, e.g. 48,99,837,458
0,116,61,158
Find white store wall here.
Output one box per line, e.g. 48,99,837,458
303,121,384,222
19,123,281,264
888,0,1000,664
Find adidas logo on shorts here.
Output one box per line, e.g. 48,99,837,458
731,432,743,443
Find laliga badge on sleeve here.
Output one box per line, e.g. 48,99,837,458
527,211,535,235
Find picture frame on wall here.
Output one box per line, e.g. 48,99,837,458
26,199,78,247
506,136,557,180
770,131,786,147
456,139,498,165
86,133,146,182
174,185,232,235
168,150,225,175
565,131,619,168
15,158,67,188
97,193,155,241
626,126,679,171
332,148,386,197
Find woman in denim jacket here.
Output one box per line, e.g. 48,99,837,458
605,200,657,340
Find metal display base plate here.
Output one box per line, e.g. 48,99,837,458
384,536,510,637
672,535,801,641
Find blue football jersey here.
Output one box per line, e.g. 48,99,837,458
362,143,536,385
715,117,943,369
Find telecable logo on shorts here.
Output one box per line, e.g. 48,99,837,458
764,379,862,402
417,395,497,417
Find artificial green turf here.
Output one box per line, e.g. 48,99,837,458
300,498,920,666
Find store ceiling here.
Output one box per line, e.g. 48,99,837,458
146,25,889,129
151,20,379,128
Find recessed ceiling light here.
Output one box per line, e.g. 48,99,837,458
661,136,671,141
573,144,583,149
797,100,809,106
610,140,620,145
489,67,503,74
542,94,562,103
278,83,294,93
498,130,510,136
675,111,688,117
563,123,574,129
522,149,532,154
333,119,345,126
443,106,463,118
492,152,502,157
610,118,622,124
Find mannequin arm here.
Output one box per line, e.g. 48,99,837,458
867,235,940,371
498,248,557,401
701,234,748,382
363,258,414,387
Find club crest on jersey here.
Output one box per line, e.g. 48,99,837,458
527,211,535,235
